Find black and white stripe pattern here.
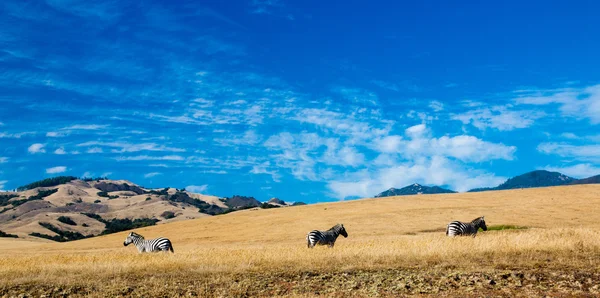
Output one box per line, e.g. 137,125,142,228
446,216,487,237
123,232,174,253
306,224,348,248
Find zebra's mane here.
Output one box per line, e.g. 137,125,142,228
471,216,485,224
130,232,145,239
329,224,343,232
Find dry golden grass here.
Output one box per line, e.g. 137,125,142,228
2,184,600,297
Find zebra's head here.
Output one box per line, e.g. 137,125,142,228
476,216,487,231
338,224,348,238
123,232,143,246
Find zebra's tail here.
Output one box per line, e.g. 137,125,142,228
445,224,449,236
306,234,310,248
169,243,174,253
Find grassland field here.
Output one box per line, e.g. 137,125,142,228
1,184,600,297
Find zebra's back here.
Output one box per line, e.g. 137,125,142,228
446,221,476,237
144,237,174,252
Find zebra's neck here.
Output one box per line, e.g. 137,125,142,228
470,218,483,228
329,225,342,237
132,236,146,249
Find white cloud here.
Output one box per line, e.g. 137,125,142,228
87,147,103,154
77,141,185,153
46,131,66,137
216,130,261,146
54,148,67,155
116,155,185,161
186,184,208,193
46,166,67,174
0,180,7,191
537,142,600,162
374,135,403,153
82,171,94,178
332,86,378,106
250,161,281,182
0,131,36,138
0,157,8,163
560,132,579,139
515,84,600,124
327,156,505,199
542,164,600,179
144,172,162,178
429,100,444,112
101,172,112,177
28,143,46,154
62,124,108,130
452,105,544,131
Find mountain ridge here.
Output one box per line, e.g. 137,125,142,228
375,183,456,198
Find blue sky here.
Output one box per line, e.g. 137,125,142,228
1,0,599,203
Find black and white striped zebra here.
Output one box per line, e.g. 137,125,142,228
123,232,174,253
306,223,348,248
446,216,487,237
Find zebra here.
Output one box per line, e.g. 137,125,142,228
446,216,487,237
306,223,348,248
123,232,174,253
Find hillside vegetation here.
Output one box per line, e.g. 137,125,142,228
1,184,600,296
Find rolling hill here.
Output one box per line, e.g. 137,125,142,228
0,177,304,241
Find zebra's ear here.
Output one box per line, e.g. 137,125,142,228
481,216,485,220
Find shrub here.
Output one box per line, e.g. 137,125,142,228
145,197,151,201
57,216,77,226
0,230,18,238
0,194,19,207
161,211,176,219
36,222,87,242
260,203,280,209
94,200,101,203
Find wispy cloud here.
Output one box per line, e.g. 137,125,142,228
144,172,162,178
0,180,7,191
28,143,46,154
0,157,8,163
62,124,109,131
116,155,185,161
46,166,67,174
54,148,67,155
542,164,600,179
452,105,544,131
250,161,281,182
186,184,208,193
515,84,600,124
537,142,600,162
77,141,185,153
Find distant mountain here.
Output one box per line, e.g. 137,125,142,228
267,198,286,205
468,170,576,192
569,174,600,185
375,183,456,198
224,195,261,209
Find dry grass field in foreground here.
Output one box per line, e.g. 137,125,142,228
1,184,600,297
